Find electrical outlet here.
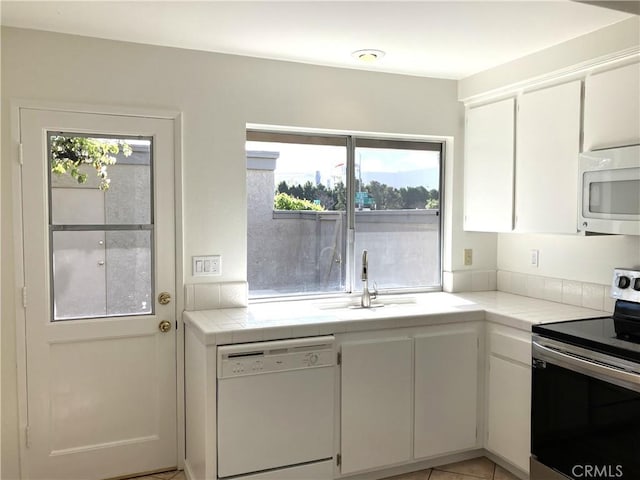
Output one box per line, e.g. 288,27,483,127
193,255,222,276
530,249,539,267
463,248,473,266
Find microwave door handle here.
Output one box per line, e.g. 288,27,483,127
533,341,640,392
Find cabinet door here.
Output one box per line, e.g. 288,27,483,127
414,327,478,458
487,355,531,473
515,81,581,233
464,98,515,232
340,337,413,474
584,62,640,151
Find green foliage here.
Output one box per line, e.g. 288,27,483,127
277,180,345,210
50,136,132,191
274,192,325,211
366,180,402,209
425,198,440,209
275,180,439,211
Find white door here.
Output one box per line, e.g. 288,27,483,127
515,80,581,233
487,355,531,472
463,98,515,232
414,325,479,458
19,108,177,480
340,337,413,475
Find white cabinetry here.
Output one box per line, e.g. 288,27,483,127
515,81,582,233
339,323,481,475
464,99,515,232
485,324,531,474
414,325,479,458
340,337,413,475
584,62,640,151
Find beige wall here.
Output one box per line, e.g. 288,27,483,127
1,26,494,477
458,17,640,101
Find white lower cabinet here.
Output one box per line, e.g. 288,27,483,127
485,324,531,474
340,336,413,475
414,325,479,458
339,323,481,476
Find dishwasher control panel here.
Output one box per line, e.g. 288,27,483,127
217,335,335,378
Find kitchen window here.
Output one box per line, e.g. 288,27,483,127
247,130,442,299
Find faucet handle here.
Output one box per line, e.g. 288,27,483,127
371,281,378,300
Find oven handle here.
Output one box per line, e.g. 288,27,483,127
533,340,640,392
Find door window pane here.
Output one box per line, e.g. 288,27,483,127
52,230,107,320
49,134,153,321
50,139,151,225
105,231,152,316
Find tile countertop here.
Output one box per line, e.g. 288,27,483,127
183,291,611,346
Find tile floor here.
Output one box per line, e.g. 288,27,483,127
384,457,519,480
128,457,518,480
130,470,185,480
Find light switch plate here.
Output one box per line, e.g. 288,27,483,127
463,249,473,266
192,255,222,276
530,249,539,267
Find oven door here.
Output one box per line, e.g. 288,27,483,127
531,338,640,480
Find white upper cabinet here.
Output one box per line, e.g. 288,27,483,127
515,80,582,233
464,98,515,232
584,62,640,151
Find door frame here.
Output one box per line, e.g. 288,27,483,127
9,99,185,478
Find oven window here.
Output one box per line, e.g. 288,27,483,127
532,361,640,479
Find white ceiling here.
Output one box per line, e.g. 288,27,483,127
1,1,634,79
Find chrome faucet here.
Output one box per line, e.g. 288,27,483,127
361,250,377,308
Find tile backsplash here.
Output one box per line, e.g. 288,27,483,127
184,281,248,310
497,270,614,313
186,273,613,313
443,270,497,293
444,269,614,313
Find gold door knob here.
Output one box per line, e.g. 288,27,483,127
158,292,171,305
159,320,172,333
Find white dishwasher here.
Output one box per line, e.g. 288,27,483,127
217,335,335,480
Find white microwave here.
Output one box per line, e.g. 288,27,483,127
578,144,640,235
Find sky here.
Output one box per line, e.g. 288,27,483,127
246,141,440,189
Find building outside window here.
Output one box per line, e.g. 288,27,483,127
247,130,442,299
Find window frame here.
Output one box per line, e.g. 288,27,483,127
247,128,445,301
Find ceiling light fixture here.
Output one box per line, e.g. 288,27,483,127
352,49,385,63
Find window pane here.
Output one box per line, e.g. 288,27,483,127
52,230,152,321
247,140,347,297
52,230,107,320
50,137,151,225
354,145,441,289
105,142,152,225
105,230,152,316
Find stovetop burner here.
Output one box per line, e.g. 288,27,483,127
533,315,640,362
